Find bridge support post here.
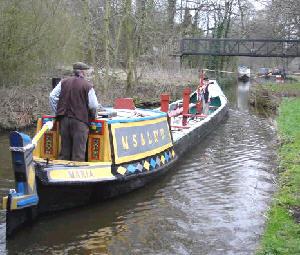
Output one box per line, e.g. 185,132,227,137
171,55,182,71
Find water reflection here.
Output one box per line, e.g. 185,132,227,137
0,133,13,254
237,81,250,112
0,79,278,254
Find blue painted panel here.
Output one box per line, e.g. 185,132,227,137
17,196,39,207
17,182,25,195
19,133,32,146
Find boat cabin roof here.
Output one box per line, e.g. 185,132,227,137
96,108,167,123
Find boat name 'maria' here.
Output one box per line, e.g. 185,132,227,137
121,128,166,150
68,169,94,179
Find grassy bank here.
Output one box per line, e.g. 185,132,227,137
249,78,300,112
256,93,300,253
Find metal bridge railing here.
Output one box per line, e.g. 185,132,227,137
179,38,300,57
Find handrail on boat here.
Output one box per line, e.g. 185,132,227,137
161,88,209,128
32,121,54,146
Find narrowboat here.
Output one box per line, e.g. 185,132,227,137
238,66,251,81
2,80,228,237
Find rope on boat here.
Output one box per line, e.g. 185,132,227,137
9,146,30,152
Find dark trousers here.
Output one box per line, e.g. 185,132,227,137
59,117,89,161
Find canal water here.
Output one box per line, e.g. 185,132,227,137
0,80,278,255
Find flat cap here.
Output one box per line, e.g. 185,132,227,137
73,62,90,70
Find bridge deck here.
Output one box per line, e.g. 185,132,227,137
178,38,300,57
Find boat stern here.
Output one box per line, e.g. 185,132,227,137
3,131,39,237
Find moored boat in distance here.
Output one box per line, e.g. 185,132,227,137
238,66,251,81
2,80,228,237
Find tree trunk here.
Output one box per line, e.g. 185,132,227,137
103,0,111,92
125,0,134,94
81,0,99,87
167,0,176,29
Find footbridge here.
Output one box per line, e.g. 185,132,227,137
178,38,300,57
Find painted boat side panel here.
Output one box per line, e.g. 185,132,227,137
33,118,42,157
110,117,173,164
87,121,112,162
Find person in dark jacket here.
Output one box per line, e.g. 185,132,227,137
202,77,210,115
49,62,99,161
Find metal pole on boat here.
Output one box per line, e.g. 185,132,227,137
182,89,191,126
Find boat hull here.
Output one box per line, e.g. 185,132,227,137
6,205,38,237
32,101,228,215
35,158,178,213
6,155,178,237
238,74,250,81
238,66,250,81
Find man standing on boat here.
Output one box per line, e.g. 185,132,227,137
49,62,99,161
202,77,211,115
207,80,222,108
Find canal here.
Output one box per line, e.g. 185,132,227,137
0,80,278,254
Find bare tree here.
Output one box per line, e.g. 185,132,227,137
0,0,83,87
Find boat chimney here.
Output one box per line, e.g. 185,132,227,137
160,94,170,113
160,94,170,126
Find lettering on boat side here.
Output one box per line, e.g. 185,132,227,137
48,166,114,182
111,118,173,164
120,128,165,150
68,169,94,179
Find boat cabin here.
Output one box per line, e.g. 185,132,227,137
33,85,223,164
33,98,172,164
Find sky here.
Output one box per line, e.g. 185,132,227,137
252,0,268,10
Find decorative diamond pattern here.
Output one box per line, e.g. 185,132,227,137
117,166,127,175
115,149,175,176
136,162,143,172
161,155,165,164
127,164,136,173
144,160,150,170
150,158,156,168
164,152,169,162
156,156,161,166
172,150,176,158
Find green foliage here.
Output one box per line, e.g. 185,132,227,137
264,82,300,95
257,206,300,255
132,96,142,107
0,0,83,87
257,97,300,255
278,98,300,140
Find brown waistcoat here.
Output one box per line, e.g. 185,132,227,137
56,77,92,126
